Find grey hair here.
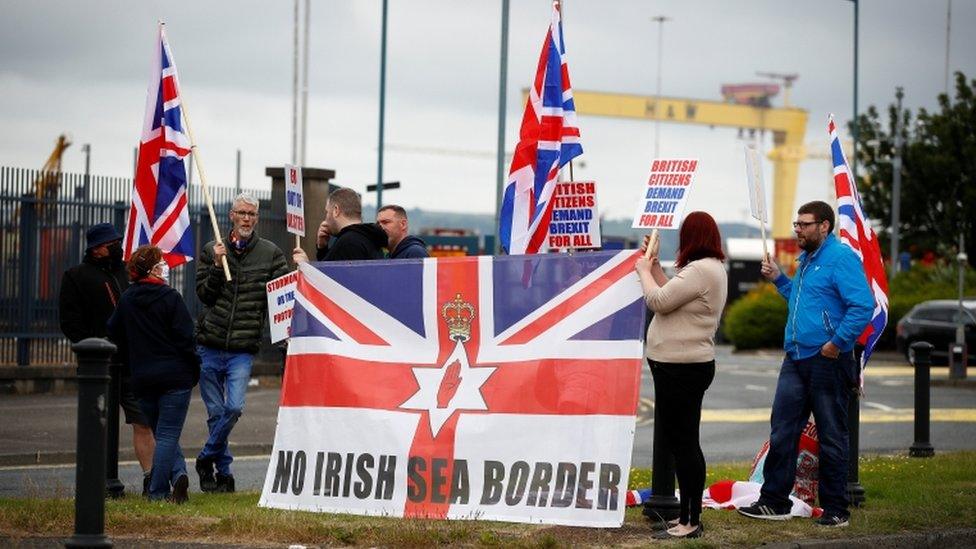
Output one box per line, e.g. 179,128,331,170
232,192,259,211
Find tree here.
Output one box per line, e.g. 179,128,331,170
851,72,976,263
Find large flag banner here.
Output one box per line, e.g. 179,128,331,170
123,23,194,266
499,2,583,255
260,251,645,527
828,114,889,379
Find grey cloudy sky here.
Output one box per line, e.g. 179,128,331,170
1,0,973,227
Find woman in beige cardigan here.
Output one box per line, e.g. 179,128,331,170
634,211,728,539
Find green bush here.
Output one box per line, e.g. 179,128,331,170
722,282,788,350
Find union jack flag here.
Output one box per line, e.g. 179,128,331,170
829,115,889,379
499,1,583,255
260,252,644,526
123,23,194,266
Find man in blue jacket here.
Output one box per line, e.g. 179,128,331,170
739,201,874,527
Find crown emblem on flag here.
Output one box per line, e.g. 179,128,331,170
441,293,475,342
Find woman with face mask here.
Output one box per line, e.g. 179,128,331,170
108,245,200,503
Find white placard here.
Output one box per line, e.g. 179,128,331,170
266,271,300,344
284,164,306,237
631,158,698,230
744,145,768,223
547,181,601,250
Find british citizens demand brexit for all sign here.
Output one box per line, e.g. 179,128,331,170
259,251,645,527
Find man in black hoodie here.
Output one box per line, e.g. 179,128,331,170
293,187,387,263
59,223,155,494
376,205,429,259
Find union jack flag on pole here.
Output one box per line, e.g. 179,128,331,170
123,23,194,266
260,252,644,526
499,1,583,255
829,114,889,379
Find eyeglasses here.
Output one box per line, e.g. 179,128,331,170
792,220,821,229
233,210,258,218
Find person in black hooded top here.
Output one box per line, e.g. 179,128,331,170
293,187,387,263
108,245,200,504
59,222,155,494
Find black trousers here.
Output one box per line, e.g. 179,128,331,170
649,359,716,525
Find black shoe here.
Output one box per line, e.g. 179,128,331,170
214,473,235,493
168,474,189,504
652,523,703,539
816,514,850,528
738,502,792,521
196,457,217,492
142,471,151,498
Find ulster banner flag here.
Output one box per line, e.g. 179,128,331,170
259,251,645,527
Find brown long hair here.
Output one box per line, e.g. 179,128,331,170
675,211,725,268
127,245,162,281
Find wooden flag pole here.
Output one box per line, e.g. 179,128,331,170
643,229,659,260
178,93,232,281
759,215,769,261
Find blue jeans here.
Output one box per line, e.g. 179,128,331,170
140,388,191,500
759,352,856,517
197,345,253,475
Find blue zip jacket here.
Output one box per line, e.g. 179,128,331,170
773,233,874,360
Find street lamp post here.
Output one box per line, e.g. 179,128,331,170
494,0,510,255
377,0,389,210
891,87,904,276
851,0,859,185
651,15,670,159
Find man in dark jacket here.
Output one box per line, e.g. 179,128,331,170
59,222,155,493
195,193,289,493
376,204,429,259
293,187,387,263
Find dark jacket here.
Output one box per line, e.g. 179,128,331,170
196,233,290,353
315,223,387,261
107,281,200,397
389,235,429,259
58,255,128,343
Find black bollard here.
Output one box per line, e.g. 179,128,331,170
846,347,865,506
642,368,680,526
909,341,935,458
104,358,124,498
66,338,115,549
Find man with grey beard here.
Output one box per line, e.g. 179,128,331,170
194,192,289,494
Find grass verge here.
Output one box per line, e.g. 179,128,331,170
1,451,974,547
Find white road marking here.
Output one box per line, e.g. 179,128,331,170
0,453,270,472
744,384,767,392
864,401,895,412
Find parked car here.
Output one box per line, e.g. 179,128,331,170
896,299,976,364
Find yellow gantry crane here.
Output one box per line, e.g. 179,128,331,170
34,134,72,217
570,89,808,240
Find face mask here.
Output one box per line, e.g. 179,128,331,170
107,242,124,265
154,261,170,284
